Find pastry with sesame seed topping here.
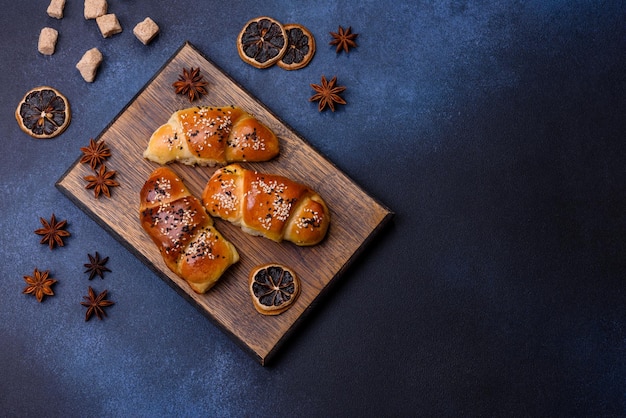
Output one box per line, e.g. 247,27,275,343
202,164,330,246
139,167,239,293
143,106,280,167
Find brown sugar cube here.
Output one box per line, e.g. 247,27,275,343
38,27,58,55
133,17,159,45
47,0,66,19
76,47,103,82
96,13,122,38
84,0,107,20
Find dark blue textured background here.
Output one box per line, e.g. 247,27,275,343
1,1,625,416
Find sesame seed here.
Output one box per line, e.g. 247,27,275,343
183,227,217,261
295,208,322,229
148,178,172,204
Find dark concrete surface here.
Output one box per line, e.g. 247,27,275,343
1,0,625,416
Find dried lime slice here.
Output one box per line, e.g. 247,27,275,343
277,23,316,70
249,263,300,315
237,16,288,69
15,86,71,139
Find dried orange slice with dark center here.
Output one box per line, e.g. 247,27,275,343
277,24,316,71
249,263,300,315
15,86,71,139
237,16,288,69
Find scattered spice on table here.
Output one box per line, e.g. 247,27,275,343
23,268,57,302
35,213,70,249
84,164,120,198
172,67,208,102
81,286,114,321
309,75,347,112
80,138,111,169
329,25,358,54
84,252,111,280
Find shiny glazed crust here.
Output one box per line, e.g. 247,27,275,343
139,167,239,293
202,164,330,246
143,106,279,166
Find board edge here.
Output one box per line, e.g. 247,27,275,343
55,40,395,367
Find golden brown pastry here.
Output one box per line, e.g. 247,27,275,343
143,106,280,166
139,167,239,293
201,164,330,246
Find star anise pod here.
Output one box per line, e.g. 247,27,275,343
329,26,358,53
84,164,120,198
172,67,209,102
35,213,70,249
309,75,347,112
80,138,111,169
80,286,114,321
23,268,57,302
84,252,111,280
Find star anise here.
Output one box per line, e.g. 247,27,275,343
23,268,57,302
172,67,209,102
309,75,347,112
35,213,70,249
329,26,358,53
84,164,120,198
80,138,111,169
84,252,111,280
80,286,114,321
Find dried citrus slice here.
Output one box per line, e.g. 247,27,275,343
237,16,288,69
15,86,71,139
277,24,316,70
249,263,300,315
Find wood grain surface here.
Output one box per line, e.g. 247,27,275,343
56,42,393,365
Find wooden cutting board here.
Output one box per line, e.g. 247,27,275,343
57,42,393,365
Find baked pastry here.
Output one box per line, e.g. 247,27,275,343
143,106,280,166
249,264,300,315
201,164,330,246
139,167,239,293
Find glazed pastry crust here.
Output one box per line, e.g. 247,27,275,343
143,106,279,166
139,167,239,293
202,164,330,246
